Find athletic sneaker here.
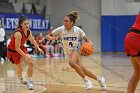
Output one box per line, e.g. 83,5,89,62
1,58,4,64
19,77,27,85
84,79,93,90
98,77,106,91
27,80,33,90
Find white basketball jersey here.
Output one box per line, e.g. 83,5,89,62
52,25,85,56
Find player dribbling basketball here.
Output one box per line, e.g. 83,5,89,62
80,42,94,56
46,11,106,90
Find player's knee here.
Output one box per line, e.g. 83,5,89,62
132,73,139,80
69,61,76,68
17,68,22,73
137,73,140,79
28,61,33,67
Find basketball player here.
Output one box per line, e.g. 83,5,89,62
46,11,106,90
124,12,140,93
7,15,44,90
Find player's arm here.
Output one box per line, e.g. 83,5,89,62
83,36,93,45
28,30,44,54
15,32,27,58
83,36,90,43
28,30,39,49
79,28,92,44
46,32,58,40
80,27,93,45
38,37,45,43
46,27,62,40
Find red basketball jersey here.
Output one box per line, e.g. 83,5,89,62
8,27,30,51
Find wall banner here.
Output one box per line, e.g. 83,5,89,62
0,13,50,31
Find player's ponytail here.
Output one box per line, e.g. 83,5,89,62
67,10,79,25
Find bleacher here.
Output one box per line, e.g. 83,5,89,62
0,0,15,13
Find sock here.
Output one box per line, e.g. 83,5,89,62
28,77,32,81
83,76,89,82
97,76,101,82
18,76,23,80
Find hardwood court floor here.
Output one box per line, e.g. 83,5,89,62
0,53,140,93
44,84,126,93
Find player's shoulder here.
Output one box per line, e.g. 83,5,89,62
53,25,64,31
74,26,81,30
14,31,22,38
74,26,80,29
73,26,83,32
58,25,64,29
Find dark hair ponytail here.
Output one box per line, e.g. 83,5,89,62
17,15,29,28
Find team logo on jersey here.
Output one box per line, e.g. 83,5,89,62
63,37,77,41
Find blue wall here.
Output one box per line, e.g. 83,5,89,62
101,15,135,52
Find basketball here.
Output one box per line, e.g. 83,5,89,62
80,42,94,56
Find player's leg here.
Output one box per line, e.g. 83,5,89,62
22,54,34,90
69,51,85,78
77,57,106,90
7,50,27,85
134,57,140,80
69,51,93,90
127,57,140,93
14,63,27,85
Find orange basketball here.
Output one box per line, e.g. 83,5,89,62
80,43,94,56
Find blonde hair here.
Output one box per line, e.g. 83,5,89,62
70,11,79,20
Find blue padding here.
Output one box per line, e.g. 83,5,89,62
101,15,135,52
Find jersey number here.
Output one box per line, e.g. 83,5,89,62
69,42,73,47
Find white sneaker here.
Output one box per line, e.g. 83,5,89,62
27,80,33,90
19,77,27,85
98,77,106,91
1,58,4,64
84,79,93,90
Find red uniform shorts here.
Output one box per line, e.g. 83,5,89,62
7,47,28,64
124,31,140,56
